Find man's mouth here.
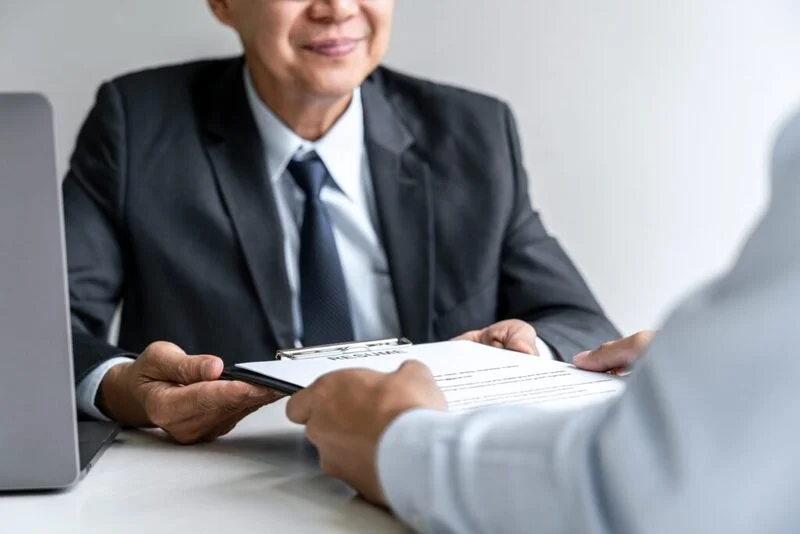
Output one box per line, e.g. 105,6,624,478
303,38,362,58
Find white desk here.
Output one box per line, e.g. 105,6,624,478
1,400,408,534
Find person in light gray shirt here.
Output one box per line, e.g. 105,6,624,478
285,104,800,532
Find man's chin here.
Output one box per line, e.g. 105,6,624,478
301,67,373,97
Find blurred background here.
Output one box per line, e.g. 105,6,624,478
1,0,799,334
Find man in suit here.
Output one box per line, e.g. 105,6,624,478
285,107,800,531
66,0,618,444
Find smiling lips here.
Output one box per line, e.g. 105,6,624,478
303,38,362,58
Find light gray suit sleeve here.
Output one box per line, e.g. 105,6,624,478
377,110,800,534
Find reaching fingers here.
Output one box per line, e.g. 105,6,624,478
573,331,655,372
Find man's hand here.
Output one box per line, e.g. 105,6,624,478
97,341,282,444
455,319,539,355
573,330,655,374
286,361,447,506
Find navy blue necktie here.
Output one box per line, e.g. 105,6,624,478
287,155,354,346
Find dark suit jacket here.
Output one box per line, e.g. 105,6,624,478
64,56,619,383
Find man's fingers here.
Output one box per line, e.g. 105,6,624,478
480,321,538,355
573,331,655,372
156,385,272,444
393,361,448,411
500,326,538,355
158,380,277,426
138,341,187,380
176,355,223,384
573,341,633,371
505,338,538,355
140,341,223,385
395,360,434,381
197,380,281,412
453,330,482,343
479,326,503,348
286,387,316,425
455,321,539,354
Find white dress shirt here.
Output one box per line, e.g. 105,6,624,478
242,68,401,346
76,68,552,419
376,111,800,533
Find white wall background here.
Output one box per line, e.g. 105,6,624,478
2,0,799,334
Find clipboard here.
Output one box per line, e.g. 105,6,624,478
219,337,413,394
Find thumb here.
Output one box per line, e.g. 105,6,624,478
504,336,538,355
453,329,482,343
396,359,434,380
573,331,654,372
499,326,538,355
140,341,224,385
481,321,538,355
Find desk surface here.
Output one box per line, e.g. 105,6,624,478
1,400,407,534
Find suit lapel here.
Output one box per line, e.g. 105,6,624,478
200,59,295,350
362,79,435,343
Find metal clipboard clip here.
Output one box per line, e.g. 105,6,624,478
275,337,413,360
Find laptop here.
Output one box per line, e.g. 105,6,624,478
0,93,119,491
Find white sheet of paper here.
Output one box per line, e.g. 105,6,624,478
236,340,624,413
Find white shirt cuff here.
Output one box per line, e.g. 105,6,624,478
535,337,555,360
75,357,135,420
377,408,460,532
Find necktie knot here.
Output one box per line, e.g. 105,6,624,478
288,155,327,200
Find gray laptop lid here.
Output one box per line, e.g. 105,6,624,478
0,93,81,490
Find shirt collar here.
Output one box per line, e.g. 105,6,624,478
243,66,364,201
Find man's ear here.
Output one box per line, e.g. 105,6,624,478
207,0,235,27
